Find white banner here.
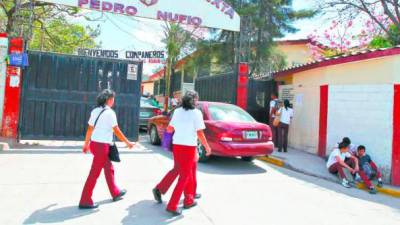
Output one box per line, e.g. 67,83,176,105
39,0,240,31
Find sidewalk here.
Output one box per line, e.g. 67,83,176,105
258,148,400,198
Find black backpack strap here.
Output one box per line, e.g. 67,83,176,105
93,108,107,128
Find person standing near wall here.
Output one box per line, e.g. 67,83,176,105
269,93,279,145
79,89,135,209
276,99,293,152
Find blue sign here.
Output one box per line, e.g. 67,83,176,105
9,53,28,67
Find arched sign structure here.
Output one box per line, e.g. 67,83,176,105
39,0,241,32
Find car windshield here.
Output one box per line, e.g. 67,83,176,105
140,98,154,107
208,104,256,122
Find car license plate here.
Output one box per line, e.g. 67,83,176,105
244,131,258,139
140,112,151,117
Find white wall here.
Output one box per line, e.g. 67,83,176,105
327,85,394,180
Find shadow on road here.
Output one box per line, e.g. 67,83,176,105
272,164,400,211
23,204,99,224
197,156,267,175
121,200,182,225
142,142,267,175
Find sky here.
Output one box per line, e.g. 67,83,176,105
75,0,326,76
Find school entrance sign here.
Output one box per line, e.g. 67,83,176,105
39,0,241,31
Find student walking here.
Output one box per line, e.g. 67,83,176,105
79,89,135,209
156,90,211,216
276,99,293,152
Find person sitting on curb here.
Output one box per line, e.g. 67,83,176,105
356,145,383,194
334,137,357,156
327,142,359,188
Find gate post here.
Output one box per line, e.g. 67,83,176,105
0,33,8,130
236,62,248,110
1,38,24,139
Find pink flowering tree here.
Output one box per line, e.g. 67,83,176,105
308,11,393,60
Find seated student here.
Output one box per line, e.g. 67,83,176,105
327,142,359,188
356,145,383,194
334,137,357,156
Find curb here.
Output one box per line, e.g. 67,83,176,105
257,156,400,198
0,142,10,151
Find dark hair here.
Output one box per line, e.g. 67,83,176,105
97,89,115,107
342,137,351,144
338,142,350,149
181,90,198,110
358,145,366,151
284,99,290,110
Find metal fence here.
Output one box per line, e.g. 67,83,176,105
195,72,237,104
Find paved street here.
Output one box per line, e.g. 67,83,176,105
1,135,400,225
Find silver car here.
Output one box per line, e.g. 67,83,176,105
140,97,161,129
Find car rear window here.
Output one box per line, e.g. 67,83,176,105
208,104,256,122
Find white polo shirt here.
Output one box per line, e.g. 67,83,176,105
88,106,118,144
326,148,352,168
169,107,206,146
278,107,294,125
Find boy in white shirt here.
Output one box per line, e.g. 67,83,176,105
327,142,359,188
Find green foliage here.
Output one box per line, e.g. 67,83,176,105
194,0,316,76
0,0,99,53
369,36,393,49
29,18,99,54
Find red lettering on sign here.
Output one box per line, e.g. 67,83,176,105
90,0,100,10
114,3,124,14
102,2,113,11
126,6,137,16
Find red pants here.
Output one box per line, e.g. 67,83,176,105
166,144,196,211
156,161,197,196
80,141,120,205
358,161,382,188
328,158,356,179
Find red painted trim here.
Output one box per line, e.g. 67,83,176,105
236,63,248,110
1,66,22,139
274,47,400,78
392,84,400,186
0,33,7,38
276,39,311,45
318,85,329,158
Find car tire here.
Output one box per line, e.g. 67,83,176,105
197,142,210,163
241,157,255,162
150,125,161,145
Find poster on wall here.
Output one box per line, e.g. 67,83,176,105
278,85,294,104
39,0,240,31
127,64,138,80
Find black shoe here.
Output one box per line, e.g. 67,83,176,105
78,203,99,209
377,180,383,188
183,201,198,209
166,208,182,216
153,188,162,203
113,189,127,202
278,149,282,152
283,149,288,153
195,193,202,199
369,187,377,194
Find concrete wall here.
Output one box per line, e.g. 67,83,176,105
276,44,311,66
288,55,400,154
327,85,394,181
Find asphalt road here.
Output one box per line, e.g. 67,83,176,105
0,135,399,225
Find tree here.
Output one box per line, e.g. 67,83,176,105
0,0,100,53
204,0,316,77
161,23,200,110
319,0,400,44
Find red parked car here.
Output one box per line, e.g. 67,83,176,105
147,101,274,162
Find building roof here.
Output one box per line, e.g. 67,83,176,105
273,46,400,78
